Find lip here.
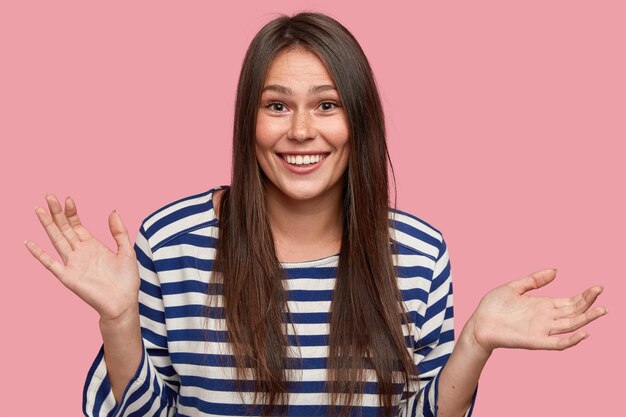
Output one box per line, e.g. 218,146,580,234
277,151,331,156
276,152,329,175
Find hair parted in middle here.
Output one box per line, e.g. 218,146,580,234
212,11,419,417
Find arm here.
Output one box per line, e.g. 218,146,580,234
99,305,143,403
84,226,179,416
436,267,607,417
26,194,143,401
434,320,488,416
406,239,477,417
26,194,178,415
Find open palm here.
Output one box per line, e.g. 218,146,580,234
469,269,607,353
26,194,140,321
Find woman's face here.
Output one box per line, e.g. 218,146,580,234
255,47,350,204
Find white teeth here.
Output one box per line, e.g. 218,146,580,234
282,154,325,165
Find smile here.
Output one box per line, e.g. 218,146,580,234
280,153,328,166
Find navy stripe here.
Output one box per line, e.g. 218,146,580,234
142,327,168,348
135,243,157,272
155,256,215,272
400,288,430,303
282,266,338,279
389,207,442,236
177,395,395,417
396,265,433,279
81,187,471,417
390,219,441,251
179,375,398,395
160,233,218,249
83,346,105,416
161,279,211,295
140,279,162,299
145,199,213,239
287,289,333,302
430,263,450,293
143,188,220,226
424,293,448,323
93,369,112,416
139,302,165,324
287,312,329,324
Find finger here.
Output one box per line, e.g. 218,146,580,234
555,286,604,315
508,268,557,295
46,194,81,247
109,210,133,257
35,205,72,262
550,306,608,335
546,331,589,351
25,240,66,279
64,196,92,240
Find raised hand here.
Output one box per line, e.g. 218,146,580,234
25,194,140,321
466,268,607,354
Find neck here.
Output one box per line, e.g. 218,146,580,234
264,182,344,263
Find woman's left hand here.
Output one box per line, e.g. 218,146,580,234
465,268,607,355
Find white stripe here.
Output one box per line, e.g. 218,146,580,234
143,192,214,230
82,190,469,416
176,385,400,407
393,228,439,259
151,212,214,251
388,211,442,241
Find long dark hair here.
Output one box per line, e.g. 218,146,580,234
212,12,418,417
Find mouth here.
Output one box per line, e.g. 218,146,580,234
278,153,330,166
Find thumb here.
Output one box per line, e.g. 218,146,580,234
108,210,133,256
508,268,557,295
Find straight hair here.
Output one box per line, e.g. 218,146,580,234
212,12,418,417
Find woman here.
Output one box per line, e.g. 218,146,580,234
26,12,606,417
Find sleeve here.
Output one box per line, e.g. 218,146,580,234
404,238,477,417
82,226,180,417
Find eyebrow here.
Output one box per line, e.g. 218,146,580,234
261,84,337,95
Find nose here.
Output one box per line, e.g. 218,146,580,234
287,110,315,142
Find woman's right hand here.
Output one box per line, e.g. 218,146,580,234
26,194,140,322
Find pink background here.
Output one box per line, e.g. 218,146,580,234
2,1,624,415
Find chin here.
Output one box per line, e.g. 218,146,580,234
271,181,338,202
284,187,327,201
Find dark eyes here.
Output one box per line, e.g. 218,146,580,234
319,102,337,112
266,101,339,113
267,102,287,112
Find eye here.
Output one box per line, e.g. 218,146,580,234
267,102,287,112
318,101,339,112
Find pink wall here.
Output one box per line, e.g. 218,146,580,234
3,1,623,415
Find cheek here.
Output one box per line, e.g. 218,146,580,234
327,115,350,145
340,142,350,168
255,114,286,147
255,117,270,150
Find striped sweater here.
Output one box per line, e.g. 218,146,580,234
83,186,476,417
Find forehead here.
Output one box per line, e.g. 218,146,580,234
263,48,334,87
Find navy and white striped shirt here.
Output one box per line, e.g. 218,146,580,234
83,186,476,417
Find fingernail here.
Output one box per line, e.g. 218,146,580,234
583,333,590,339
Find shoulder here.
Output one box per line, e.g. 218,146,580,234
138,185,227,252
388,207,446,261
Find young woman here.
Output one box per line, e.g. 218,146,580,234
26,12,607,417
